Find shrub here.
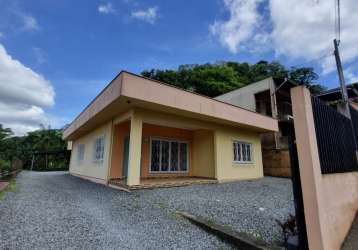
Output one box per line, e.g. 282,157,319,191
0,159,11,172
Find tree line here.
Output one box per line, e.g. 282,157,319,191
141,60,325,97
0,124,68,172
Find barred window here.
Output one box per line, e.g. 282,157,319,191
94,136,105,162
150,138,188,172
77,144,85,162
233,141,253,163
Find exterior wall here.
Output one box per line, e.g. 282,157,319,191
214,128,264,182
291,86,358,250
110,121,130,179
71,107,265,186
192,130,215,178
141,123,194,178
215,78,272,111
69,121,113,183
135,108,264,183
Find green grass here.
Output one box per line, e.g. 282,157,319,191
0,178,17,200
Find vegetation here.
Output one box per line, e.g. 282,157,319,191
0,124,68,172
0,178,17,200
141,61,326,97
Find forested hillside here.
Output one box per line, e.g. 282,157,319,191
141,61,325,97
0,124,68,171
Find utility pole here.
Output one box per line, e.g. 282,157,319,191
333,38,351,118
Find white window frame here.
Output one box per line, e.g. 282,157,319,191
149,137,189,173
93,135,105,163
77,144,85,162
232,140,254,164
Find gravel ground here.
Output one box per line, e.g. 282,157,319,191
0,171,294,249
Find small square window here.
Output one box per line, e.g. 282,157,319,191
233,141,253,163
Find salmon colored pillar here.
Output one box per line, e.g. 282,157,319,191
291,86,327,250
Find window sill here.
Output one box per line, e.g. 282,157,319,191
232,161,254,165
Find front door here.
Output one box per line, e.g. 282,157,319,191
122,136,130,177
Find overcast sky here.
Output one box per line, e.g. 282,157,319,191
0,0,357,135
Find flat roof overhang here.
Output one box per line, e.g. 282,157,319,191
63,71,279,140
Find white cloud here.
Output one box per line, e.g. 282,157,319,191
210,0,265,53
98,3,115,14
131,7,158,24
22,15,39,31
211,0,358,74
0,44,55,135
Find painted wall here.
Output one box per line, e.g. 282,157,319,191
110,121,130,179
215,78,272,111
192,130,215,178
292,86,358,250
69,121,113,183
214,128,263,182
135,108,263,182
70,107,265,186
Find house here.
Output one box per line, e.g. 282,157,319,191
215,77,297,177
62,71,278,190
315,83,358,111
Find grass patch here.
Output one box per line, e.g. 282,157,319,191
0,178,17,200
157,201,168,210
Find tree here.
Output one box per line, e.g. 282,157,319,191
0,124,68,171
0,124,13,141
141,61,325,97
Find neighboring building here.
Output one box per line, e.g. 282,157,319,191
315,83,358,111
215,77,297,177
63,71,278,190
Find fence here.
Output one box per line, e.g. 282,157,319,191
350,106,358,145
0,169,21,179
311,96,358,174
30,150,70,171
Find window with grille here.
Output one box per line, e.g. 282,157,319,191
150,138,188,172
77,144,85,162
93,136,105,162
233,141,253,163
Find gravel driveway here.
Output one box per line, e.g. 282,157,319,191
0,171,294,249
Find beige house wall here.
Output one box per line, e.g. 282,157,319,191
291,86,358,250
69,121,113,184
69,106,266,186
214,128,264,182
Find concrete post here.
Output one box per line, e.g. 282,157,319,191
291,86,327,250
126,111,143,186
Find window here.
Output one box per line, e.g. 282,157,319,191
77,144,85,162
233,141,253,163
94,136,105,162
150,138,188,172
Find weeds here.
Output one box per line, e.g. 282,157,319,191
0,178,16,200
